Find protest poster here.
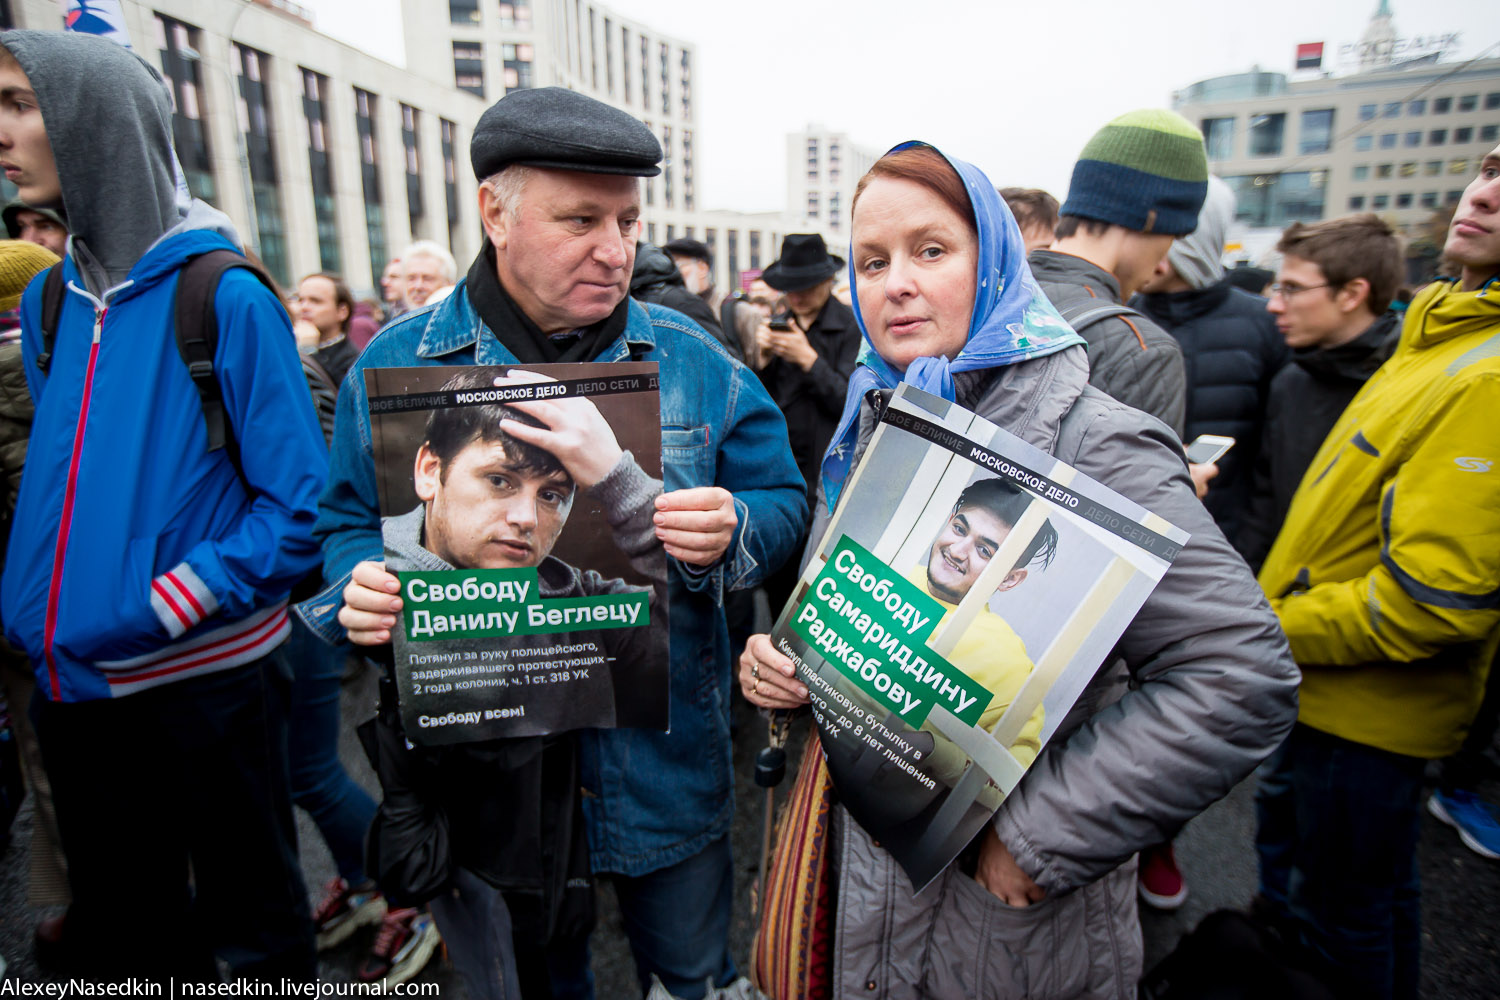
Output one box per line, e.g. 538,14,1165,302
771,384,1189,890
366,362,667,746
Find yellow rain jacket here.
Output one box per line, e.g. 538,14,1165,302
1259,278,1500,759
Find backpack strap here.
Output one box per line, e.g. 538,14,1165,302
173,249,278,489
1056,299,1141,335
36,262,67,376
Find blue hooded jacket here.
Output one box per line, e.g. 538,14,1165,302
0,31,327,702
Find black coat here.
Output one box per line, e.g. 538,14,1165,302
1236,312,1400,571
756,296,860,497
1134,280,1289,549
629,243,736,355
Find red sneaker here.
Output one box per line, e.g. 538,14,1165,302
357,907,442,987
1138,842,1188,910
311,876,386,951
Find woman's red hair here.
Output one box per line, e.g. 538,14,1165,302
852,145,976,234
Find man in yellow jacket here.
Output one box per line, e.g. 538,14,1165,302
1254,146,1500,1000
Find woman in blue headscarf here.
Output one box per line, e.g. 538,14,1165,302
739,143,1297,999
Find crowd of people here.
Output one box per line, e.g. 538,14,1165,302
0,22,1496,1000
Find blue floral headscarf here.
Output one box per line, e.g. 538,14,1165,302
819,141,1085,512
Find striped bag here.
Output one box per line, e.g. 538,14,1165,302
750,734,835,1000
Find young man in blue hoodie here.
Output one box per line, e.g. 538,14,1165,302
0,31,327,979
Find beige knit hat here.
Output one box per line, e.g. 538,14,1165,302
0,238,60,312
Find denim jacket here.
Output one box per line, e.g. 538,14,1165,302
301,280,807,876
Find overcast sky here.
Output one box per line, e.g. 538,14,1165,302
303,0,1493,214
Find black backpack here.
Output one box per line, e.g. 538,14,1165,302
36,249,286,486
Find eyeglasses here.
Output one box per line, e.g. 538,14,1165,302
1269,281,1331,299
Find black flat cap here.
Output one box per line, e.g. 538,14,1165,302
471,87,662,179
663,237,711,265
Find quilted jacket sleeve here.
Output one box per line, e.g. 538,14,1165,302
992,396,1298,895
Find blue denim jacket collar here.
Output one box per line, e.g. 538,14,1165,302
413,280,656,365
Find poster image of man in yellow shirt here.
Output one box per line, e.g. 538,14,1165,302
916,476,1057,765
820,477,1058,835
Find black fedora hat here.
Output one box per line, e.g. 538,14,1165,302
761,234,844,292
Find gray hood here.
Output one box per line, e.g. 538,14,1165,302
1166,175,1235,291
0,30,183,289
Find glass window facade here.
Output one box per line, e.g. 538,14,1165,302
355,88,387,288
1202,117,1235,160
402,103,422,232
1224,170,1325,228
1299,109,1334,154
1248,113,1285,156
154,14,215,202
441,118,459,249
502,42,534,93
235,45,287,285
302,68,340,274
659,43,670,116
453,42,484,97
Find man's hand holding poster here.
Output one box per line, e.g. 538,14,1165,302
771,384,1188,891
366,362,668,745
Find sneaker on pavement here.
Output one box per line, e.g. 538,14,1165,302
1428,789,1500,860
1138,842,1188,910
312,877,387,951
357,907,441,988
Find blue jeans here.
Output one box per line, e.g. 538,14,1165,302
613,834,737,998
543,835,736,999
1254,723,1424,1000
282,617,376,884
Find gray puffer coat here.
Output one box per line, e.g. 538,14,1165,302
810,345,1298,1000
1028,249,1187,440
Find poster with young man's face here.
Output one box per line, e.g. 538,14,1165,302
366,362,667,746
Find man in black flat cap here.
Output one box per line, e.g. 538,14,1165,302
310,86,806,1000
754,233,860,609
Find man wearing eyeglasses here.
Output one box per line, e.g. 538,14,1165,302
1252,151,1500,1000
1236,213,1404,570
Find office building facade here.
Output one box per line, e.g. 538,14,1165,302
2,0,821,296
785,125,879,239
1174,57,1500,238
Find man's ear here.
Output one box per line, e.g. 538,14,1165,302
479,183,510,250
1336,277,1372,315
414,443,441,503
995,567,1028,593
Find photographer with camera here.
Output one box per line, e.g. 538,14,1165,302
753,233,859,609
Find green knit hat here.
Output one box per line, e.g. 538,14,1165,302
1061,109,1209,236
